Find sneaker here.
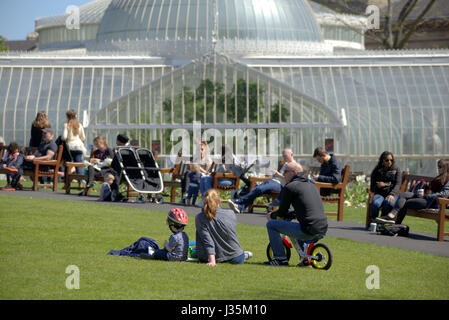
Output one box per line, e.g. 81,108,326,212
263,259,288,267
227,200,241,214
297,258,311,267
244,251,253,260
266,199,280,207
140,253,154,260
1,184,16,191
376,215,396,224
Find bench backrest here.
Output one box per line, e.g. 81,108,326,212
401,172,434,193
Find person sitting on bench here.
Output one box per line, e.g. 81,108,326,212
377,158,449,224
310,147,342,196
227,148,301,213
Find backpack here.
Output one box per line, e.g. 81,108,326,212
377,223,409,237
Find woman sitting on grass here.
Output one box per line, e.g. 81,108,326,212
377,158,449,224
195,189,252,266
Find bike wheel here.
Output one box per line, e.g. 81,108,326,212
266,242,291,262
310,243,332,270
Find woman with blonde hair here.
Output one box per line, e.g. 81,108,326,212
29,111,51,150
63,109,87,174
195,189,252,266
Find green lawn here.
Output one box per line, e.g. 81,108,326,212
0,194,448,300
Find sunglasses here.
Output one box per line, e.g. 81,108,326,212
384,159,393,163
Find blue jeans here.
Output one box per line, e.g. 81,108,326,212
266,219,321,260
237,179,282,209
199,252,246,264
199,175,235,198
370,193,398,220
70,150,85,175
153,248,169,261
187,184,199,205
227,252,245,264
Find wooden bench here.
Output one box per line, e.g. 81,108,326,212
210,161,240,194
365,172,449,241
160,161,188,203
246,164,350,222
64,148,105,194
21,145,64,192
313,164,350,222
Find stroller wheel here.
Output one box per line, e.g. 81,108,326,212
154,195,163,204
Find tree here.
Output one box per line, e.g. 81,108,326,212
313,0,439,49
160,78,290,152
0,35,9,52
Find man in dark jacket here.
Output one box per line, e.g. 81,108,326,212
311,147,343,196
264,162,328,266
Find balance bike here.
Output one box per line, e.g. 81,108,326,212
266,235,333,270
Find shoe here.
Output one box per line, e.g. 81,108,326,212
266,199,280,207
297,259,311,267
227,200,241,214
244,251,253,260
140,253,154,260
376,215,396,224
78,188,89,196
2,184,16,191
15,182,23,190
263,259,288,267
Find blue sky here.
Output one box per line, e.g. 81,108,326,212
0,0,92,40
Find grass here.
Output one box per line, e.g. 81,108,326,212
1,194,449,300
11,178,449,237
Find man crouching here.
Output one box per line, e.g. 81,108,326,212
264,162,328,266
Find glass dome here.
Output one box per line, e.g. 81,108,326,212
35,0,112,49
96,0,331,56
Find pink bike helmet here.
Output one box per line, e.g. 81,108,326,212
167,208,188,229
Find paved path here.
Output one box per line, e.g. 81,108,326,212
1,190,448,257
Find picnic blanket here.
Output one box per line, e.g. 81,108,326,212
108,237,160,257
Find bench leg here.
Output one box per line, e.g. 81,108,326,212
437,207,445,241
337,192,344,221
170,186,176,203
53,171,58,192
365,204,371,229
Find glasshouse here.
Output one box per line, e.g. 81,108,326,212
0,0,448,175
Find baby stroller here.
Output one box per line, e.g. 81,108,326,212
230,160,256,201
114,146,164,203
230,158,272,202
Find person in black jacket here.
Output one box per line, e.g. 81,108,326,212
29,111,51,151
310,147,343,196
369,151,402,223
264,162,328,266
377,158,449,224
